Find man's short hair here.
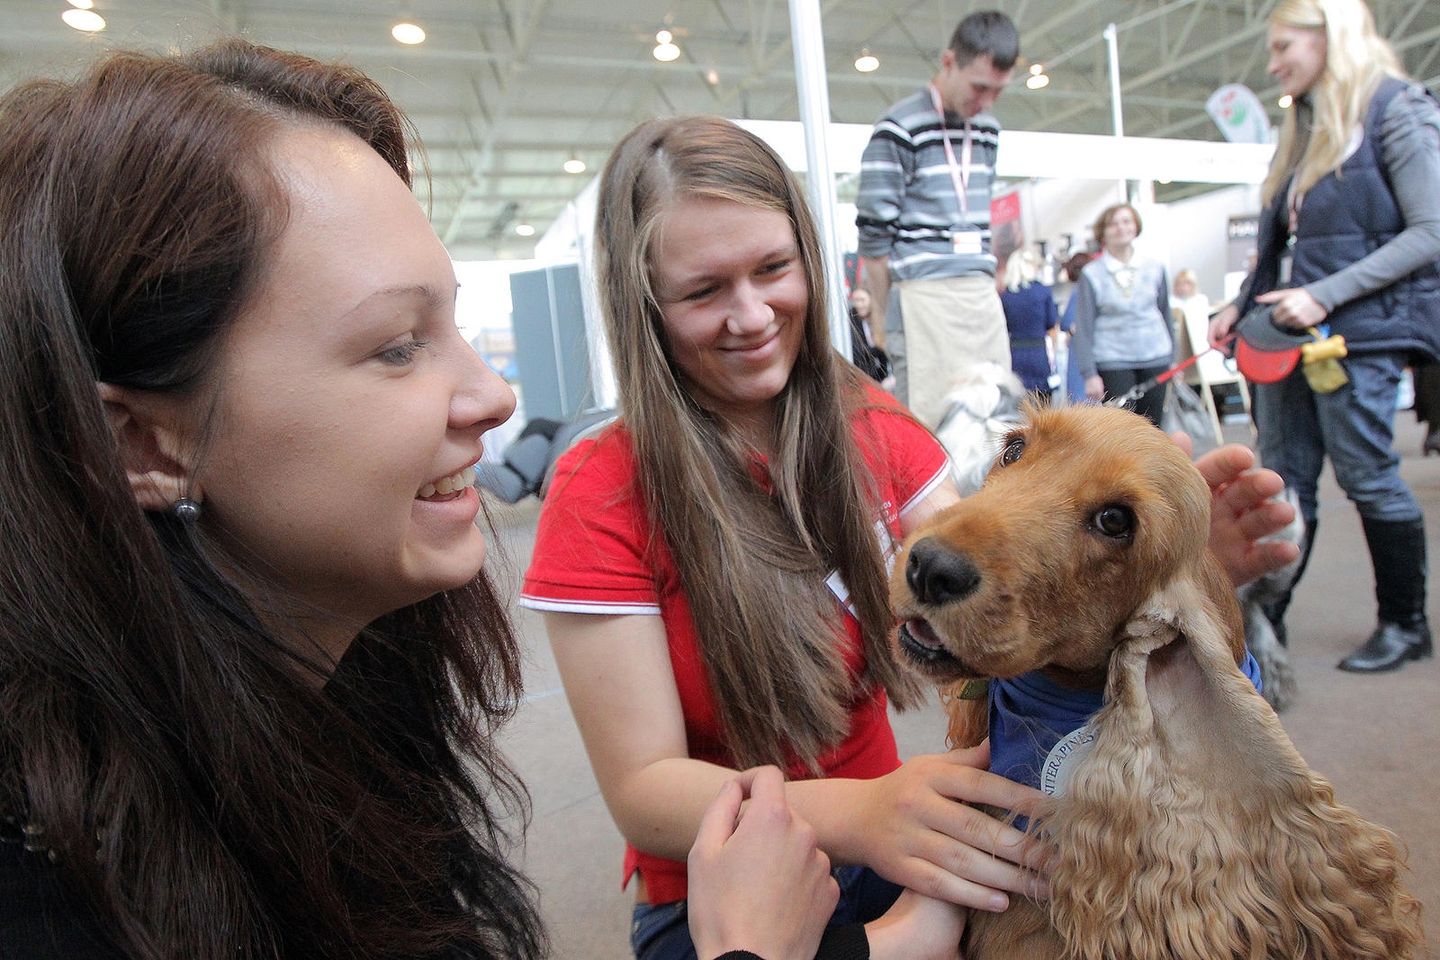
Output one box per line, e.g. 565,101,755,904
949,10,1020,71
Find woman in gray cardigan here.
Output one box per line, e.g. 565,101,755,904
1072,203,1174,426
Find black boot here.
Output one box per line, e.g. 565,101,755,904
1261,518,1319,648
1338,516,1434,672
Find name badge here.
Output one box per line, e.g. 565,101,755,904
952,231,982,256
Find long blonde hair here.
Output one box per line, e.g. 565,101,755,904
592,116,919,770
1261,0,1407,206
1003,248,1042,292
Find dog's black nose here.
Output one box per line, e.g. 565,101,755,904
906,536,981,606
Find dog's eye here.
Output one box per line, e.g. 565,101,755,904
999,436,1026,466
1092,504,1135,540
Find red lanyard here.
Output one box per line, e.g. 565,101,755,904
929,83,973,217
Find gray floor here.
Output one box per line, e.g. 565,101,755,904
485,412,1440,960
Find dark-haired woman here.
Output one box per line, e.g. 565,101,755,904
0,41,840,960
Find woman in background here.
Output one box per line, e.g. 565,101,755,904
998,248,1059,401
847,287,891,384
1208,0,1440,673
1072,204,1175,425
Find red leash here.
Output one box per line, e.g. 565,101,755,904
1104,334,1238,409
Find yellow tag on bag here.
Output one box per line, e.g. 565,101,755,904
1301,333,1348,393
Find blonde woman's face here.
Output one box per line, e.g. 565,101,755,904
651,196,808,432
1267,22,1327,99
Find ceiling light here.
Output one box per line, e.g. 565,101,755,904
67,0,95,9
1278,94,1293,109
61,8,105,31
515,223,536,237
1025,62,1049,89
563,157,587,174
705,69,720,85
391,21,426,44
854,49,879,73
653,30,681,62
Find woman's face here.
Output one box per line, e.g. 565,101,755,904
1102,207,1139,253
1267,22,1327,99
1174,276,1197,299
195,125,514,652
851,288,872,318
650,195,808,434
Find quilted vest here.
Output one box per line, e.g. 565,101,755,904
1287,77,1440,361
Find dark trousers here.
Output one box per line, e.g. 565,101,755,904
1099,364,1170,427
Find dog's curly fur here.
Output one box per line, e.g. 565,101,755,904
892,404,1422,960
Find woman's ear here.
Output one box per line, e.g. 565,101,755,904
95,382,203,513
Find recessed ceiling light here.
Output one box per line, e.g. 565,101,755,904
1278,94,1293,108
854,49,879,73
392,21,426,45
515,223,536,237
62,8,105,31
563,157,587,174
653,30,680,62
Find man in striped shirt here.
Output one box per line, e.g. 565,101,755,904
856,10,1018,427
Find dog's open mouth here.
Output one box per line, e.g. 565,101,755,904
897,618,968,674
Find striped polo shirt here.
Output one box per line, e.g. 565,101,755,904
855,87,1000,282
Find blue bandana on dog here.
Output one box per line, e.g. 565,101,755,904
989,652,1264,798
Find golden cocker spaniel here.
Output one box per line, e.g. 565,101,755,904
891,404,1422,960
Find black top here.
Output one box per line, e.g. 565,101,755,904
716,922,869,960
0,833,124,959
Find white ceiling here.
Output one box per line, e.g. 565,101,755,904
4,0,1437,261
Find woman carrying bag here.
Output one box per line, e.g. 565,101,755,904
1209,0,1440,673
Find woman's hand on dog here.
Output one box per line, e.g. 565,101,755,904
843,740,1051,913
864,889,967,960
1181,439,1302,586
688,766,837,960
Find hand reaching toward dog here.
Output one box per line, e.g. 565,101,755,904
864,889,967,960
1177,436,1302,586
845,740,1050,913
687,766,837,960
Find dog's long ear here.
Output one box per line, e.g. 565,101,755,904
938,679,989,749
1047,554,1422,960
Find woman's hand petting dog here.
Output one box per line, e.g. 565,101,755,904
843,740,1051,912
1179,435,1301,587
687,766,836,960
863,888,967,960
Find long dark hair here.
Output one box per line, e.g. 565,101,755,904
0,41,544,959
592,116,920,771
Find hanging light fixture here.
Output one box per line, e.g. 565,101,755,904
854,48,879,73
653,30,681,62
61,7,105,30
392,20,426,44
1025,63,1050,90
563,156,587,175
